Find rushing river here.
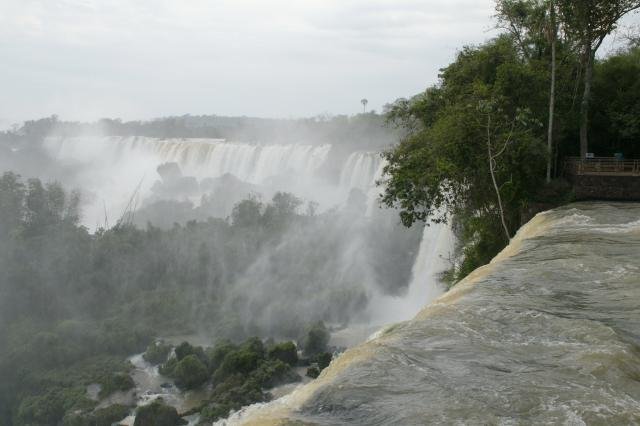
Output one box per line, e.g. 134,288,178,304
232,202,640,425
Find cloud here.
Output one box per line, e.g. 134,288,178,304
0,0,500,122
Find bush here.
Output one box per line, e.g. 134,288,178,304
251,359,301,389
302,322,330,356
143,341,172,365
212,340,267,382
306,366,320,379
63,404,130,426
174,342,207,364
159,357,178,376
314,352,332,370
240,337,266,360
98,373,135,398
200,375,267,422
172,355,208,390
267,341,298,366
206,340,237,372
17,387,94,426
93,404,131,426
134,399,186,426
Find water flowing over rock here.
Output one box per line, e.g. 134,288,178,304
43,135,453,327
232,202,640,425
339,152,383,192
44,136,386,227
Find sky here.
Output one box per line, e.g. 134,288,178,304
0,0,637,125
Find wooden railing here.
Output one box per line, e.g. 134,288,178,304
565,157,640,176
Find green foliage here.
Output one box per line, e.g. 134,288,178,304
98,373,135,398
306,366,320,379
267,341,298,366
314,352,333,371
382,35,558,282
63,404,131,426
250,359,301,389
206,340,238,372
174,342,208,365
134,400,186,426
93,404,131,426
143,341,172,365
16,387,94,426
591,46,640,158
171,355,209,390
195,338,301,423
302,322,330,357
213,347,262,382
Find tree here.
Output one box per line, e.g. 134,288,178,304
547,0,557,182
557,0,640,157
361,98,368,113
495,0,559,182
0,172,25,235
381,36,547,279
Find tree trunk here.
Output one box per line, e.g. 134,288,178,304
486,115,511,241
547,0,557,183
579,40,593,158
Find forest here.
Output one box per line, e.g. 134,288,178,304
0,170,420,425
382,0,640,281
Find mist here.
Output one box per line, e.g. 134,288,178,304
0,113,455,424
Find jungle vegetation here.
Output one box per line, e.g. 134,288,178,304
381,0,640,282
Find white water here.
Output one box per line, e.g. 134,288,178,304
44,135,453,324
44,137,393,228
339,152,382,191
367,220,454,325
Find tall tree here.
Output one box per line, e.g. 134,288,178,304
547,0,557,182
361,98,369,113
557,0,640,157
495,0,559,182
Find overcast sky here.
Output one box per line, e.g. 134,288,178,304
0,1,637,124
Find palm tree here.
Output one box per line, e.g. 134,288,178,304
361,98,368,113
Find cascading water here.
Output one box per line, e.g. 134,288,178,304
44,136,335,228
366,220,454,325
42,134,460,424
45,136,454,325
339,152,382,192
46,136,332,184
232,202,640,425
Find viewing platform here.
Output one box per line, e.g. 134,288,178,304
564,157,640,201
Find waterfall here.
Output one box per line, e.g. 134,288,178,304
339,152,382,191
367,220,454,324
45,135,453,326
46,136,331,184
404,221,454,308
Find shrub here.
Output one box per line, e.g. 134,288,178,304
174,342,209,368
159,356,178,376
172,355,208,390
134,399,186,426
98,373,135,398
314,352,332,371
143,341,172,365
306,366,320,379
206,340,237,372
302,322,330,356
251,359,301,389
267,341,298,366
17,387,93,426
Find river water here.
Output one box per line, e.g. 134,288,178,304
232,202,640,425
